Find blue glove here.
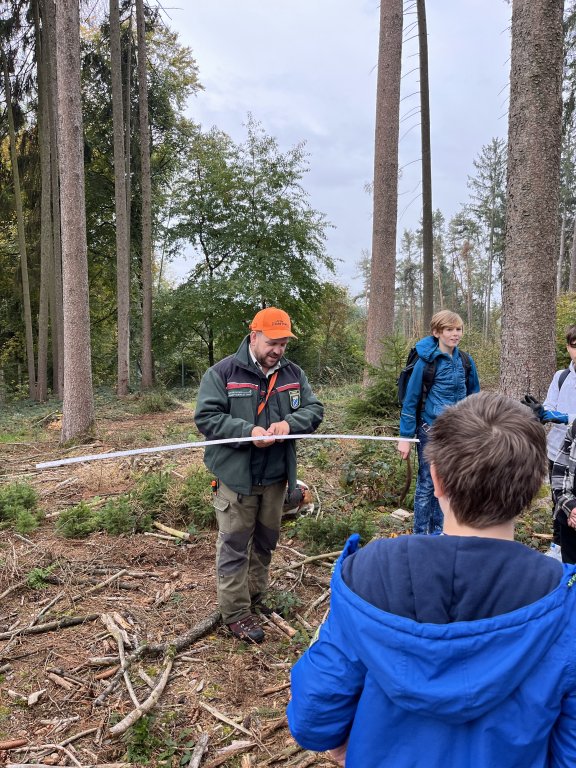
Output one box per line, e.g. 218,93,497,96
541,409,568,424
521,394,568,424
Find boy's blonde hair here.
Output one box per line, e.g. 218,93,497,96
430,310,464,335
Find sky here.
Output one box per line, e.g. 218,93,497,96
164,1,512,296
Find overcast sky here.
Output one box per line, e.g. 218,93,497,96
165,1,512,295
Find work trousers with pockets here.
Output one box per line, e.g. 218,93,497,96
213,479,286,624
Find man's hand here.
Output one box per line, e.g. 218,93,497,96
251,426,275,448
397,439,412,460
568,509,576,529
268,420,290,442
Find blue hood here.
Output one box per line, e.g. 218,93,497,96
414,334,441,363
288,535,576,767
333,536,566,722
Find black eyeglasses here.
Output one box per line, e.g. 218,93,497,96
568,342,576,349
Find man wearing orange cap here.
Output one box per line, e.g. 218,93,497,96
195,308,323,642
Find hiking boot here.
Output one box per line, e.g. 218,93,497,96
227,614,264,643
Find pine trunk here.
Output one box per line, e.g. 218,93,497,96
364,0,403,373
34,0,52,403
44,0,64,398
3,54,37,399
500,0,563,400
55,0,95,441
110,0,130,396
418,0,434,328
136,0,154,389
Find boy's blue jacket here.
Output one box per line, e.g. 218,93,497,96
400,335,480,437
287,535,576,768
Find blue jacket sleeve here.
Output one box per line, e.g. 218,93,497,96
399,359,426,438
287,536,366,752
287,606,366,751
549,613,576,767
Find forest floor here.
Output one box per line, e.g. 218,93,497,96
0,387,555,768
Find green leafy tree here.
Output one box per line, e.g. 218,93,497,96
169,117,333,366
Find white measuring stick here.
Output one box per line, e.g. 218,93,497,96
35,433,419,470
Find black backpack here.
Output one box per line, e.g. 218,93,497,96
397,346,472,407
558,368,570,390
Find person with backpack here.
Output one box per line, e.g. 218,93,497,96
397,310,479,535
538,324,576,560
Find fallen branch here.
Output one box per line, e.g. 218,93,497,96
70,569,128,603
0,614,99,641
0,580,26,602
108,655,174,737
204,739,256,768
100,614,140,708
274,551,341,574
188,732,210,768
0,739,28,749
197,700,251,737
153,520,191,539
268,612,297,638
262,681,291,696
302,590,330,620
94,611,221,706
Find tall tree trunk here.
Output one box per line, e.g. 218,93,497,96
110,0,130,396
2,54,37,400
136,0,154,389
417,0,434,327
557,209,566,295
124,4,132,290
364,0,403,375
55,0,95,441
569,214,576,292
500,0,563,400
44,0,64,398
34,0,52,403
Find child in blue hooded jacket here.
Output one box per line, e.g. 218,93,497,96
397,309,479,534
287,392,576,768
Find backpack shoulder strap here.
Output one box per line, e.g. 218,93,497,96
458,350,472,392
421,359,437,401
559,367,570,390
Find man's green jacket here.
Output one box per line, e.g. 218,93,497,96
194,336,323,495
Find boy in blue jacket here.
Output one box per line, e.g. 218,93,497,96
288,392,576,768
397,310,479,534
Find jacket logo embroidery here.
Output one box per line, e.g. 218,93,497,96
227,390,253,398
290,390,300,409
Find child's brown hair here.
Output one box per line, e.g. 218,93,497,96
425,392,546,528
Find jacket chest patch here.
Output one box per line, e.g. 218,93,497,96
226,382,258,399
289,390,301,409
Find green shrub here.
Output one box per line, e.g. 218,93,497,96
97,496,148,535
296,508,377,554
135,472,170,514
177,467,215,529
0,482,42,532
136,389,176,414
346,333,407,426
341,443,411,505
56,502,99,539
